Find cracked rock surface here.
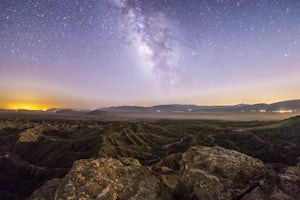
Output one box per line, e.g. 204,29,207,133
31,157,168,200
30,146,300,200
174,146,266,200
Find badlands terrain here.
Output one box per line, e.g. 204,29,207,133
0,112,299,199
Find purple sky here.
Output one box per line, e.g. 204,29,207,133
1,0,300,109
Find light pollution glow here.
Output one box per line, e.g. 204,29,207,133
3,103,54,111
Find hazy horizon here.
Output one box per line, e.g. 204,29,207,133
1,98,300,111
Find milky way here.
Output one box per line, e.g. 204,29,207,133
112,0,180,86
0,0,300,108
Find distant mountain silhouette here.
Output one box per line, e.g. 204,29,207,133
40,99,300,115
239,99,300,111
88,99,300,113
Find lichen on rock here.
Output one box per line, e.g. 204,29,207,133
174,146,266,200
33,157,169,200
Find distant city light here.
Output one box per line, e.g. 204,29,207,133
275,110,294,114
242,109,296,114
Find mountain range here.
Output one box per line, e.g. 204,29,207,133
53,99,300,114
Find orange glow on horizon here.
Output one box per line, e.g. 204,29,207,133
3,103,54,111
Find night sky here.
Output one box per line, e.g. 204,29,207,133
1,0,300,109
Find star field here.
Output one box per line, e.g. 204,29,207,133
0,0,300,109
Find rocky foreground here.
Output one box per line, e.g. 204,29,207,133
29,146,300,200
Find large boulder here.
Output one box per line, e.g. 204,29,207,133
30,146,300,200
31,157,169,200
174,146,266,200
